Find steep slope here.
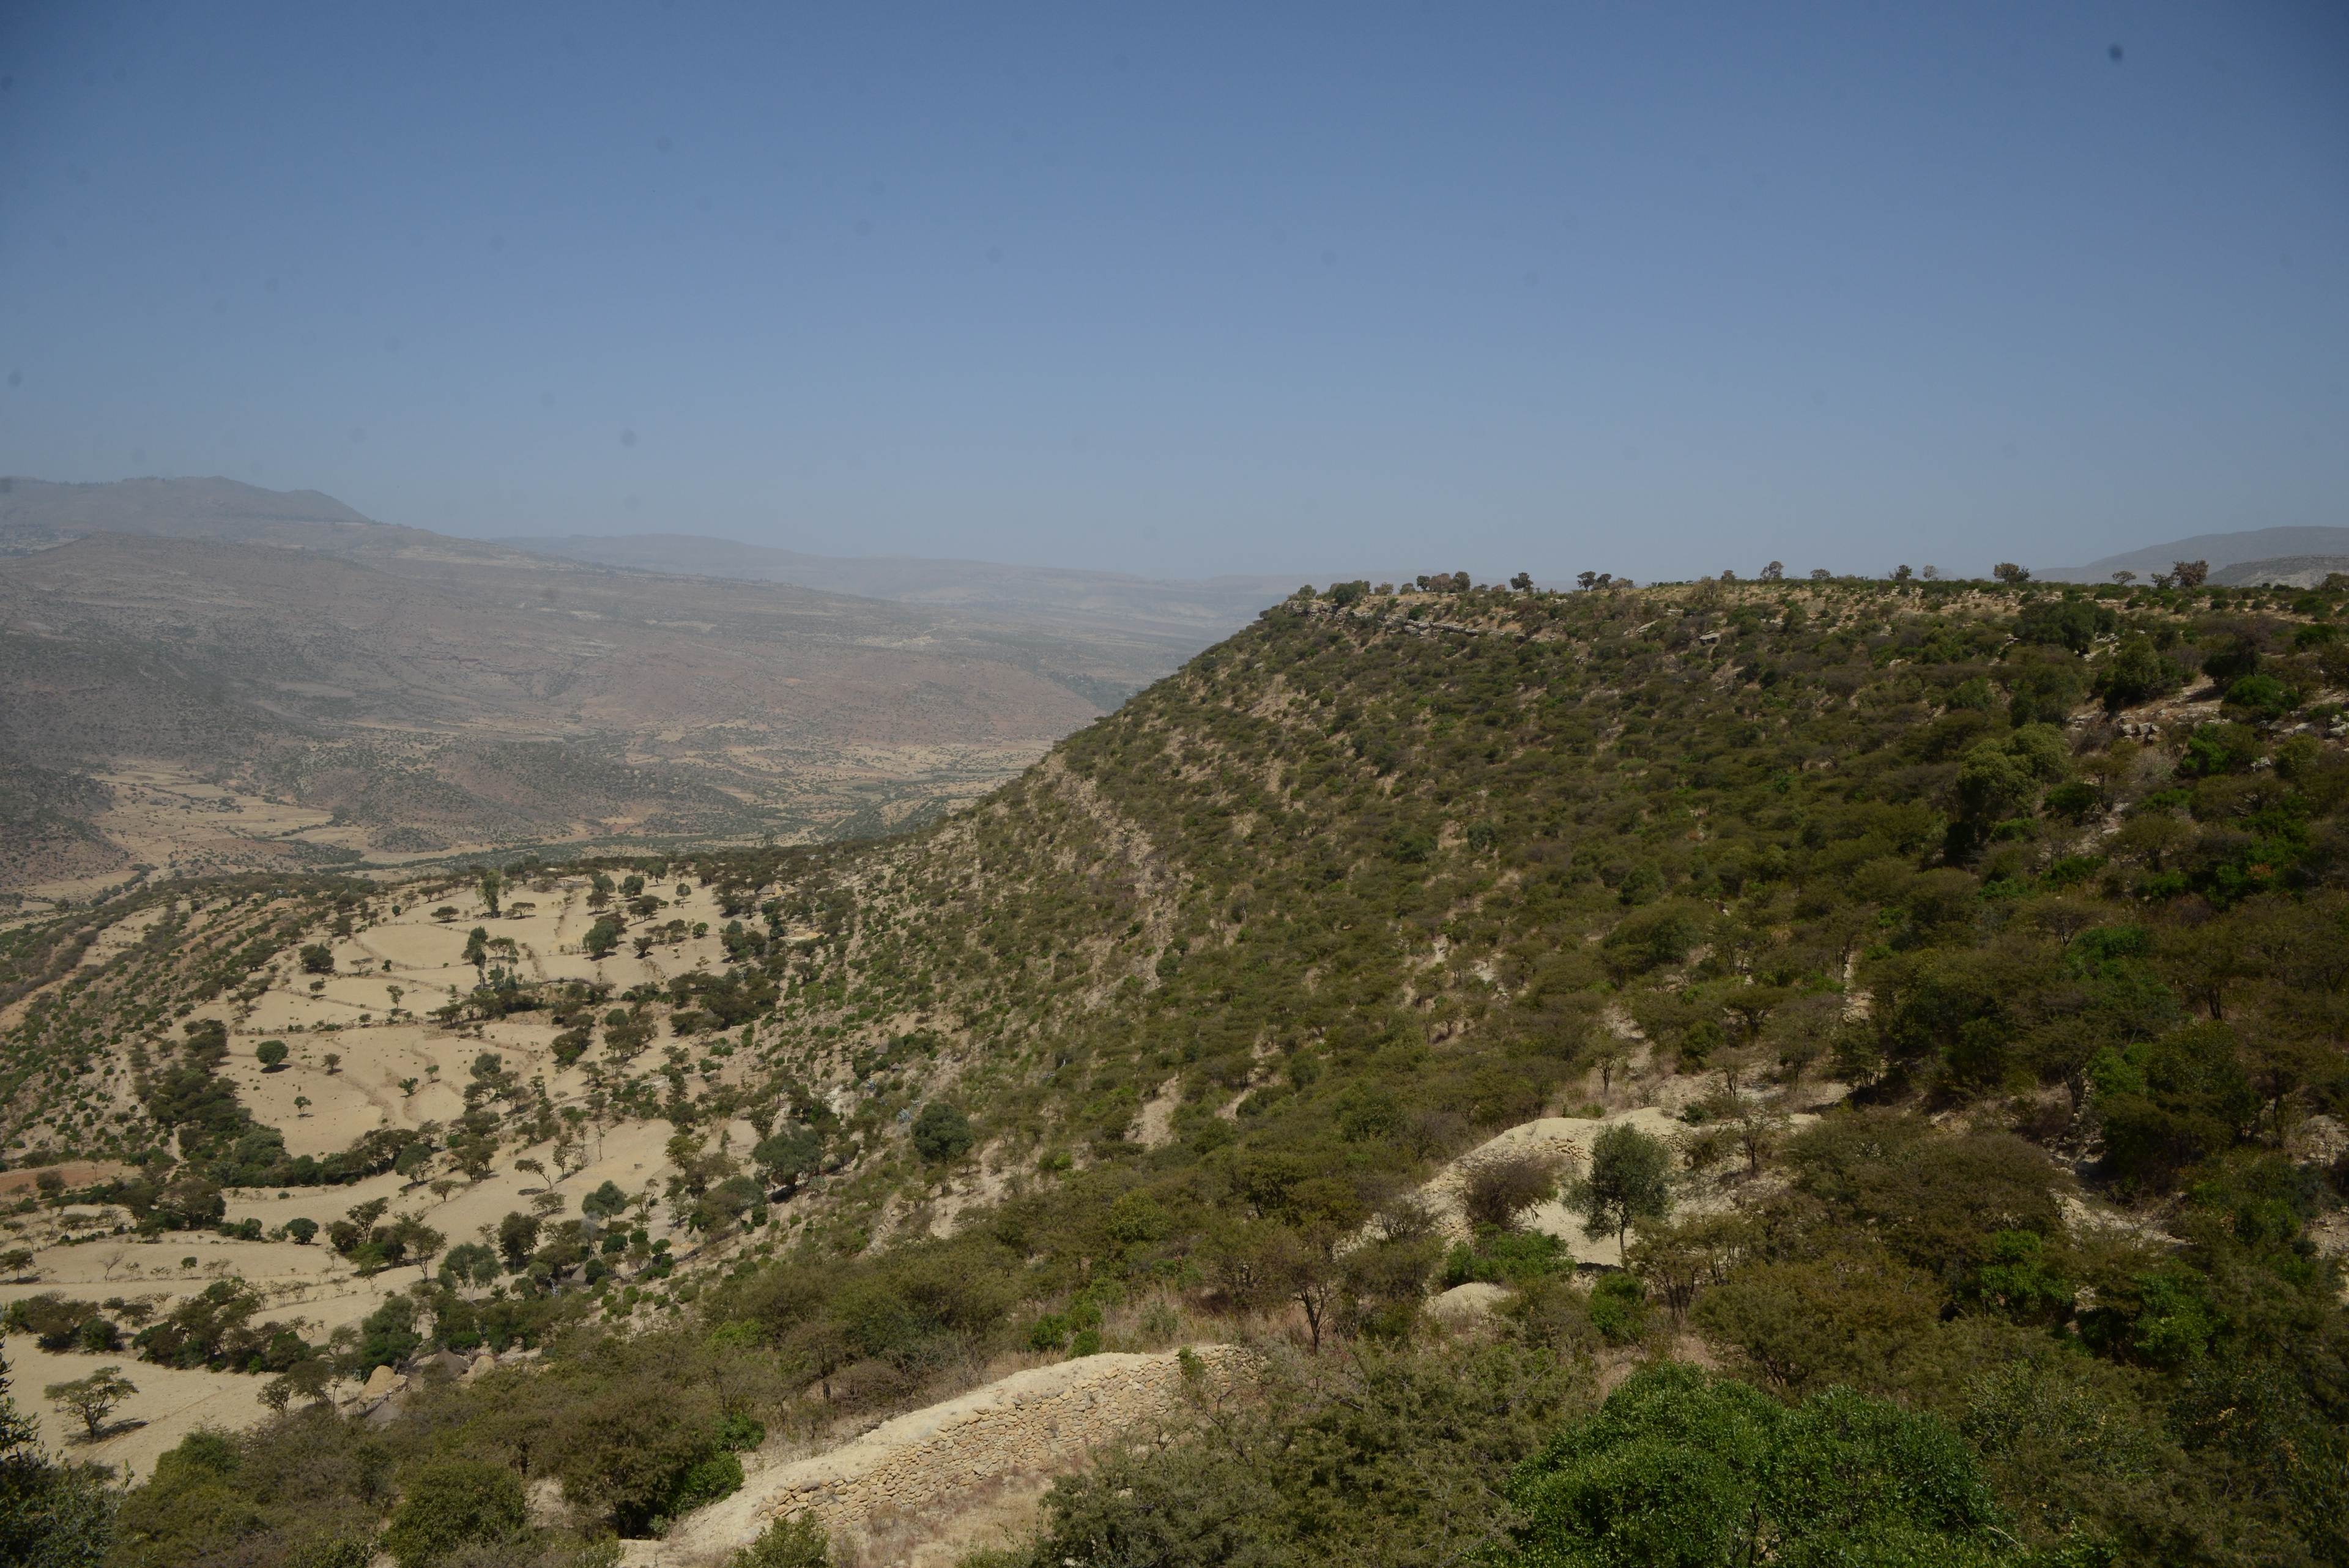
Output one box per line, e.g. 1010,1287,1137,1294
8,570,2349,1566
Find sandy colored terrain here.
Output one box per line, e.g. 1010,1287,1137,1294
190,878,762,1157
4,1335,275,1483
648,1347,1249,1568
1417,1107,1817,1266
0,1113,697,1475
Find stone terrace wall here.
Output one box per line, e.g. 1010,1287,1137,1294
659,1345,1245,1562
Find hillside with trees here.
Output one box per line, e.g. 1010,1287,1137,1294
3,569,2347,1567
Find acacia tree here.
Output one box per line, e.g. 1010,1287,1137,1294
45,1367,135,1439
1567,1123,1675,1250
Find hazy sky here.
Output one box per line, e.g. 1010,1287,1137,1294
2,3,2343,582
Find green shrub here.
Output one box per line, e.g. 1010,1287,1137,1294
729,1514,829,1568
669,1449,744,1515
1504,1364,2011,1565
382,1457,527,1568
1586,1271,1649,1345
910,1102,973,1163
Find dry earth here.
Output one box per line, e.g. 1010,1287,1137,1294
642,1347,1249,1568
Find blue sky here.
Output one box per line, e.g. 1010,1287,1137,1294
1,2,2343,582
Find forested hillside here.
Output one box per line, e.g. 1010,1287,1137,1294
5,570,2348,1567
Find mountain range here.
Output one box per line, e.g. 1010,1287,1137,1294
2036,523,2349,586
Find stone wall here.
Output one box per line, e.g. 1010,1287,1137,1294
655,1345,1245,1564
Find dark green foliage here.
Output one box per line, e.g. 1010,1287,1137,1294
580,1180,629,1222
107,1411,388,1568
2016,597,2118,655
1601,904,1703,978
910,1102,973,1163
351,1293,423,1375
2098,635,2185,710
585,914,625,957
1504,1364,2011,1566
2090,1024,2258,1190
2221,672,2295,721
380,1457,525,1568
2004,656,2090,727
1584,1272,1649,1346
130,1280,318,1373
495,1212,541,1269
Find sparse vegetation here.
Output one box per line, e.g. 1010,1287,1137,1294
4,575,2348,1565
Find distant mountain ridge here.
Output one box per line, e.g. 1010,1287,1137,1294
492,532,1308,642
0,474,379,553
2037,524,2349,583
2208,555,2349,589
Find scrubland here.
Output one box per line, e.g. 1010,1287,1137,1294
4,571,2348,1568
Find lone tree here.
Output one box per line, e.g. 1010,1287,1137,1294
45,1366,135,1438
579,1180,629,1223
911,1102,974,1163
1992,562,2030,584
478,868,503,917
584,914,625,959
495,1210,541,1269
752,1128,825,1197
255,1039,289,1070
1567,1123,1675,1250
2172,558,2210,589
299,944,335,975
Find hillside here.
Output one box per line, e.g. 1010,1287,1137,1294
4,570,2348,1566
